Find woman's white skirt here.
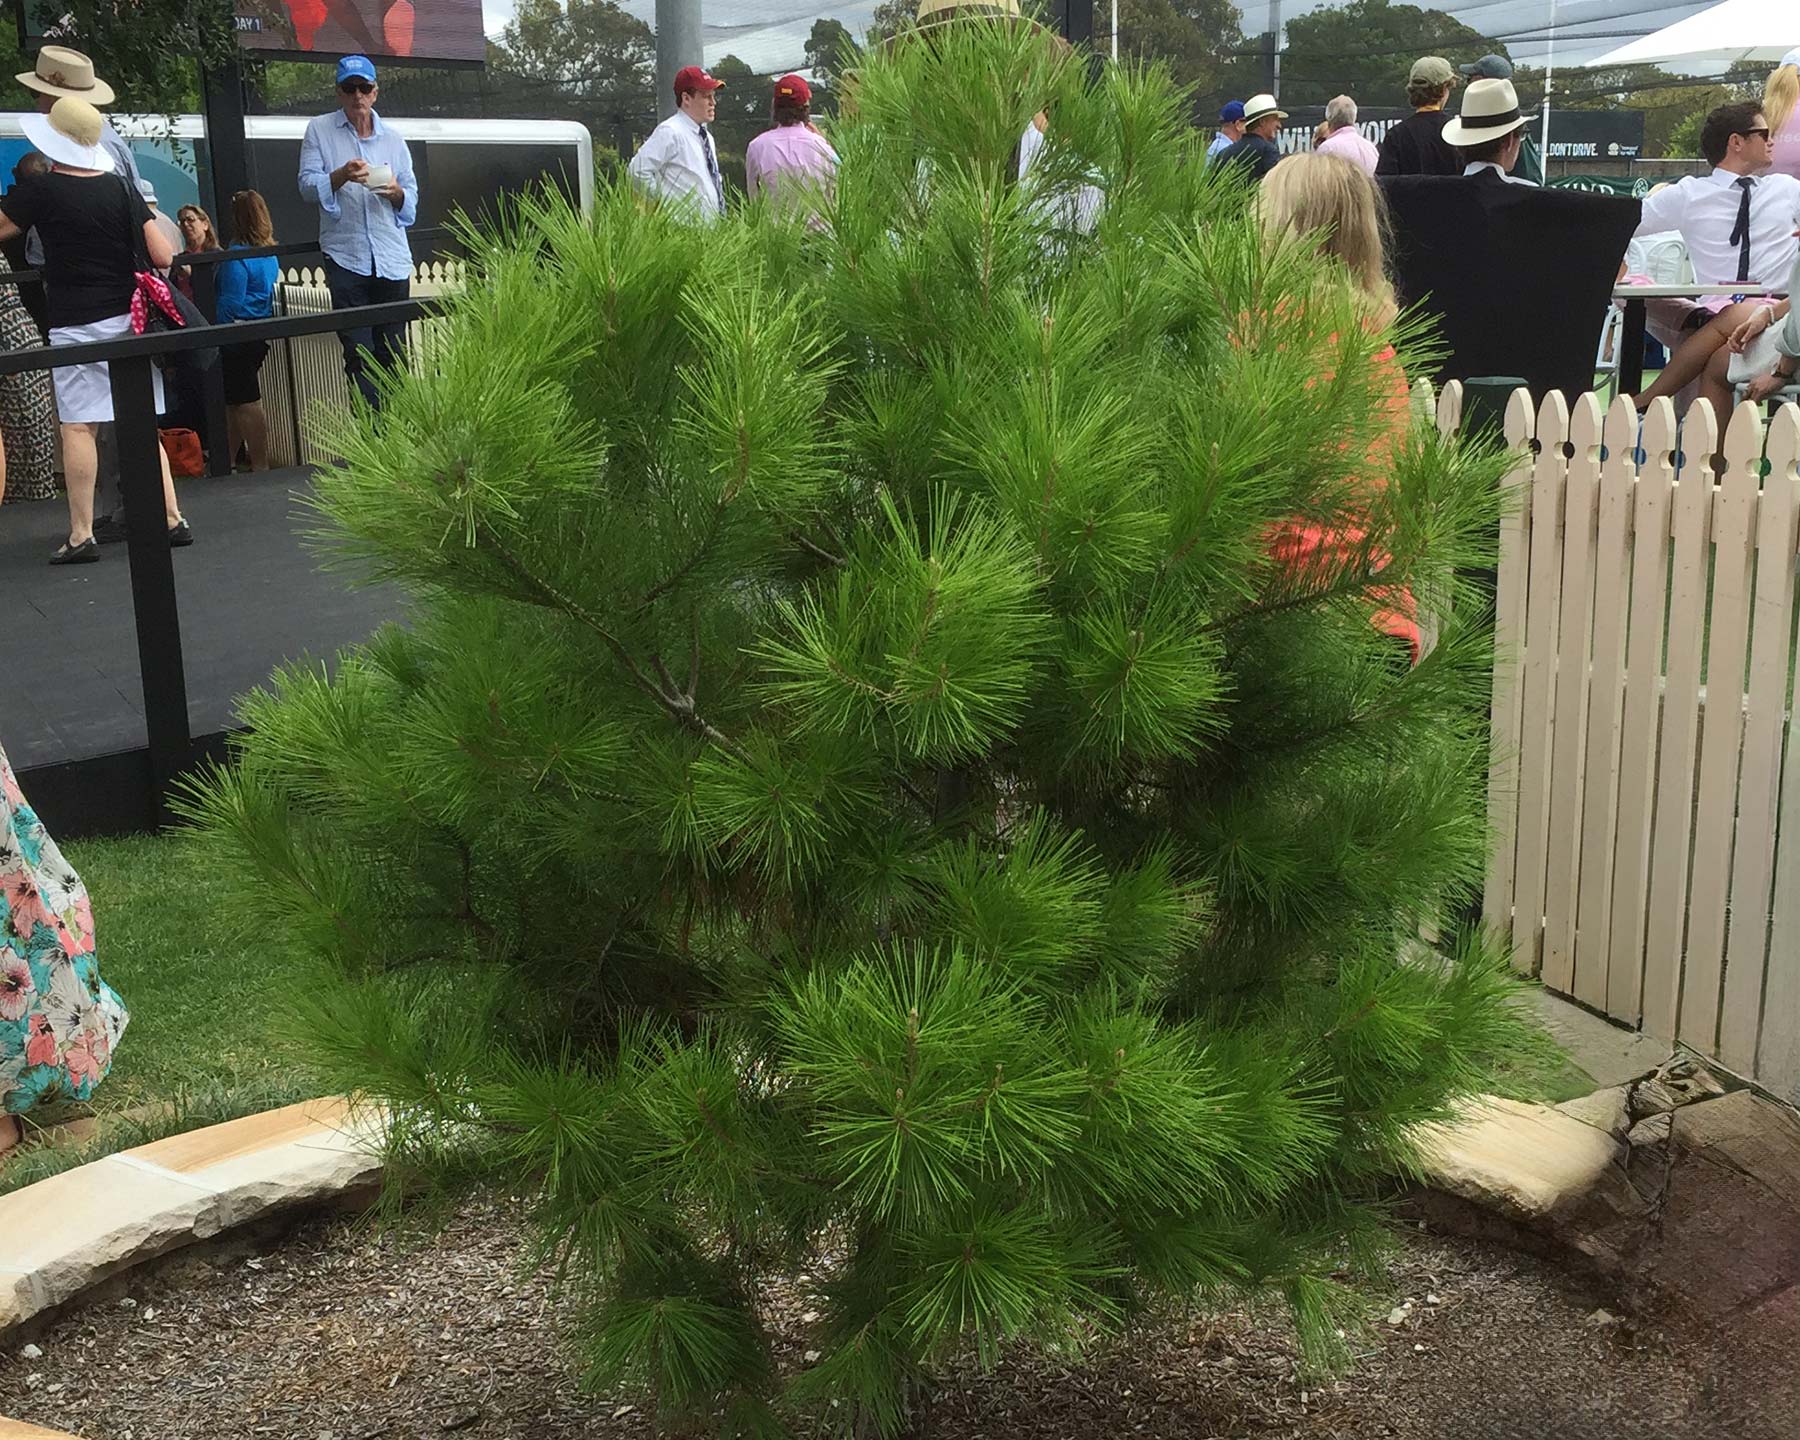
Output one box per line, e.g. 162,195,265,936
47,314,164,424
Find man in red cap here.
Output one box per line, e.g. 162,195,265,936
744,73,838,225
627,64,727,222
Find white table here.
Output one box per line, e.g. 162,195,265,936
1614,284,1789,394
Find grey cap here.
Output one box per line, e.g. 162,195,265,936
135,176,157,205
1459,54,1514,80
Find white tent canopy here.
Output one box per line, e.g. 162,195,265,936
1586,0,1800,72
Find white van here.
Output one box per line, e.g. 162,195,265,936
0,114,595,243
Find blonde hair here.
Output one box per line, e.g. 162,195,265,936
1257,152,1397,325
231,188,275,247
175,204,218,252
1766,63,1798,137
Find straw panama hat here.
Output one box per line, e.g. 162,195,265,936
1241,93,1288,125
16,46,115,107
21,98,115,173
1442,78,1529,147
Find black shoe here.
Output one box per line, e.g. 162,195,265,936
168,519,193,548
49,537,100,565
92,513,130,545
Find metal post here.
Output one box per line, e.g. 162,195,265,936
1540,0,1558,177
111,355,192,827
654,0,703,118
200,56,252,235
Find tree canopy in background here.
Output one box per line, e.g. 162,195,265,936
493,0,654,106
1278,0,1500,110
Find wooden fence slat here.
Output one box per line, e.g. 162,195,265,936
1723,405,1795,1073
1542,394,1605,993
1759,404,1800,1104
1681,403,1763,1054
1605,399,1678,1027
1483,389,1538,950
1572,397,1639,1010
1509,391,1573,973
1435,379,1463,439
1642,401,1720,1043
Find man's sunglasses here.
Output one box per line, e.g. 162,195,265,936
339,81,374,95
1740,126,1771,140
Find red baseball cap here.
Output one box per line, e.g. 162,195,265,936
673,65,724,96
773,73,811,106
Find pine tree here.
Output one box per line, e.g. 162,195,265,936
183,20,1539,1436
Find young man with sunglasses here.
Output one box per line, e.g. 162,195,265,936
298,54,418,411
1628,101,1800,416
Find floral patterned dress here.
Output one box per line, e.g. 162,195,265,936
0,744,127,1115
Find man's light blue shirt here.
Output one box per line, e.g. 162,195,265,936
1205,131,1235,164
297,108,417,281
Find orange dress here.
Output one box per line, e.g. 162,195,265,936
1263,341,1420,662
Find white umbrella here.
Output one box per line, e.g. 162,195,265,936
1585,0,1800,72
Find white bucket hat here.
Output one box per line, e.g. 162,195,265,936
21,97,115,173
16,46,115,107
1442,78,1529,147
1241,93,1288,125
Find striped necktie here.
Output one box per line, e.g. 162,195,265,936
698,124,724,216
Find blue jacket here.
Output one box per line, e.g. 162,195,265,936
215,247,278,323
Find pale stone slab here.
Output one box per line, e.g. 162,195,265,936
1414,1095,1626,1220
1555,1085,1631,1140
1517,987,1671,1088
0,1419,78,1437
0,1097,384,1334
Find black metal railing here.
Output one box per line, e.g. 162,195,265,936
0,226,455,476
0,297,438,825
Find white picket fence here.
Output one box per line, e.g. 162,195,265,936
255,260,466,469
1470,383,1800,1103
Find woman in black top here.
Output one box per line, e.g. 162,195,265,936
0,98,189,564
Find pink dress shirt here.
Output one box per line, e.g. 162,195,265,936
1316,126,1381,176
744,124,839,222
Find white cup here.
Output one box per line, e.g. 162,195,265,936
363,163,394,188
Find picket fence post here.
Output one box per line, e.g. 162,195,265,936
1759,405,1800,1102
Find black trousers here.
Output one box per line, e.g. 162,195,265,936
322,256,411,411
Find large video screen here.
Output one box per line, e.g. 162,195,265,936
232,0,488,65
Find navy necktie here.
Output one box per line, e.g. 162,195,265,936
698,124,724,215
1730,176,1755,285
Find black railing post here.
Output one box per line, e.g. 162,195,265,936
111,355,193,827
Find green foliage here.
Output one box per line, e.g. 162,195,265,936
1281,0,1503,110
182,20,1540,1436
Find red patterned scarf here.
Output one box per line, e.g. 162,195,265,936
129,271,184,334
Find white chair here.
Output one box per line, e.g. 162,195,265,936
1593,305,1626,402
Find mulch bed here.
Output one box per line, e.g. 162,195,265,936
0,1198,1787,1440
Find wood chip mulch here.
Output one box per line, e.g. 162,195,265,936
0,1197,1788,1440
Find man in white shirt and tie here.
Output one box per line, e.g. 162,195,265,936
1628,101,1800,418
627,66,727,223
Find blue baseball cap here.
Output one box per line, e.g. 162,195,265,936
1220,100,1245,122
336,55,377,86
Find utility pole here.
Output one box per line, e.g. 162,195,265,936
1266,0,1282,99
654,0,703,118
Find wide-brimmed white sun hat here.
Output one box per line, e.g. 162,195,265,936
16,45,115,106
1242,93,1288,125
1442,78,1530,147
21,97,115,173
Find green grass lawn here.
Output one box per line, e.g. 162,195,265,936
0,830,318,1193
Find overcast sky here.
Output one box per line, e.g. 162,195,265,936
478,1,1722,77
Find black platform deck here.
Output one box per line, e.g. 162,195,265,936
1,467,404,825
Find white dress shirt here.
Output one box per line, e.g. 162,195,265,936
1462,160,1535,187
628,110,725,223
1635,168,1800,292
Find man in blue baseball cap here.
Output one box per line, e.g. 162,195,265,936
297,54,419,410
1207,100,1246,165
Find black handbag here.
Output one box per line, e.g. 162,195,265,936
123,177,218,378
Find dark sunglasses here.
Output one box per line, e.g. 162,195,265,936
1740,126,1772,140
339,81,374,95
